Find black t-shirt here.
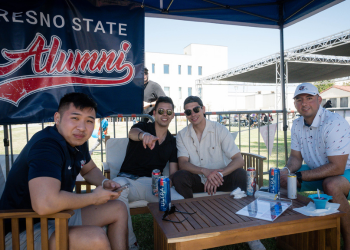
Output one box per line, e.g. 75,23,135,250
0,126,91,235
120,122,177,177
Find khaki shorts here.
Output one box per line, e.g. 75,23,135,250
5,208,82,250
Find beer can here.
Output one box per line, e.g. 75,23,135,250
269,168,280,194
152,169,161,195
287,173,297,199
246,168,256,196
158,176,171,211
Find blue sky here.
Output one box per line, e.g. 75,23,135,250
145,0,350,68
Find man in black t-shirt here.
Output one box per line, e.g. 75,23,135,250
0,93,128,250
114,96,183,247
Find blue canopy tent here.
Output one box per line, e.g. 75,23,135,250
124,0,343,162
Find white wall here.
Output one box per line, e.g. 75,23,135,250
320,88,350,108
145,44,228,111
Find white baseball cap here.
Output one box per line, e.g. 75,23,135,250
293,82,319,98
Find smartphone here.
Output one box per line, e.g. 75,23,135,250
112,183,130,192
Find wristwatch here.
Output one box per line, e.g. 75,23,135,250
295,171,302,184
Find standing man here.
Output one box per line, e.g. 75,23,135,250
0,93,128,250
280,82,350,249
114,96,183,249
143,67,166,120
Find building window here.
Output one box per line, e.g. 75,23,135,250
340,97,348,107
164,87,170,96
188,87,192,96
178,65,181,75
188,66,192,75
164,64,169,74
152,63,155,73
330,98,337,107
198,66,202,75
198,86,202,98
179,87,182,99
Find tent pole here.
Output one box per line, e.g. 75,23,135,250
279,25,288,163
3,125,10,177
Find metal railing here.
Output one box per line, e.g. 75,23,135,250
2,108,350,177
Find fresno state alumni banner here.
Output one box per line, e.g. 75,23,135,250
0,0,144,124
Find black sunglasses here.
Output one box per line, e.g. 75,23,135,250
158,108,173,116
162,205,196,223
184,106,202,116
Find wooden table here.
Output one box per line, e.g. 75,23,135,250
147,189,344,250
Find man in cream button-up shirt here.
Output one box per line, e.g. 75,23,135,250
172,96,247,199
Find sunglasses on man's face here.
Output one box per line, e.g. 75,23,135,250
157,108,173,116
162,205,196,223
184,106,202,116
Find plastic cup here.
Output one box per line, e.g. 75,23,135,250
308,194,332,209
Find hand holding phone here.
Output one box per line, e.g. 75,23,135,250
112,183,130,192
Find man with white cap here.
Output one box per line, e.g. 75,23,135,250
280,82,350,249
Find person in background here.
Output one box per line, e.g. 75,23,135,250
90,117,108,155
323,100,332,108
143,67,166,122
280,82,350,249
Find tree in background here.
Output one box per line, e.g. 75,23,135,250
314,80,334,93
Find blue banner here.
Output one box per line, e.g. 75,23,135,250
0,0,144,124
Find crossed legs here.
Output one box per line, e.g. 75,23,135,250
49,200,128,250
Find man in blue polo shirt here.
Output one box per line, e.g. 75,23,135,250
0,93,128,250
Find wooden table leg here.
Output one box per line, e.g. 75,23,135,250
154,219,178,250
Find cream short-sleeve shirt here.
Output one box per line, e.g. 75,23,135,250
177,119,240,184
291,106,350,170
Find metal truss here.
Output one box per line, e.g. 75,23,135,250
286,29,350,55
287,54,350,65
196,53,281,84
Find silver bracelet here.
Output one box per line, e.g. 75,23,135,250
283,166,291,174
142,132,150,139
101,178,109,188
218,172,223,177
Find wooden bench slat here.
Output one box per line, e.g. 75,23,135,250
56,218,69,250
11,218,20,250
40,218,49,250
26,218,34,250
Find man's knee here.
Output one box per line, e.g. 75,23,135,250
323,177,350,198
66,226,111,250
172,170,192,187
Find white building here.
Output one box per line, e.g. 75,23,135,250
320,85,350,108
145,44,228,112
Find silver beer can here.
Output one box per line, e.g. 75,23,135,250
288,173,297,199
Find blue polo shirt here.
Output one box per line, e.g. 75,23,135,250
0,125,91,235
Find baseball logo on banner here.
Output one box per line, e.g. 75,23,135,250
260,123,277,156
0,0,144,124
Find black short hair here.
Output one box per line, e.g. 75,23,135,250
184,96,203,108
58,92,97,116
154,96,174,110
144,67,148,74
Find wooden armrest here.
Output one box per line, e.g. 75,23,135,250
0,209,74,219
241,152,267,160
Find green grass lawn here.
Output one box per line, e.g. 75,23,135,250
0,121,345,249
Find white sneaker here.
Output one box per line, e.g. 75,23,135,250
129,242,139,250
247,240,266,250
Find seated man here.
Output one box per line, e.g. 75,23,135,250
114,96,183,249
172,96,247,198
280,82,350,249
172,96,265,250
0,93,128,250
